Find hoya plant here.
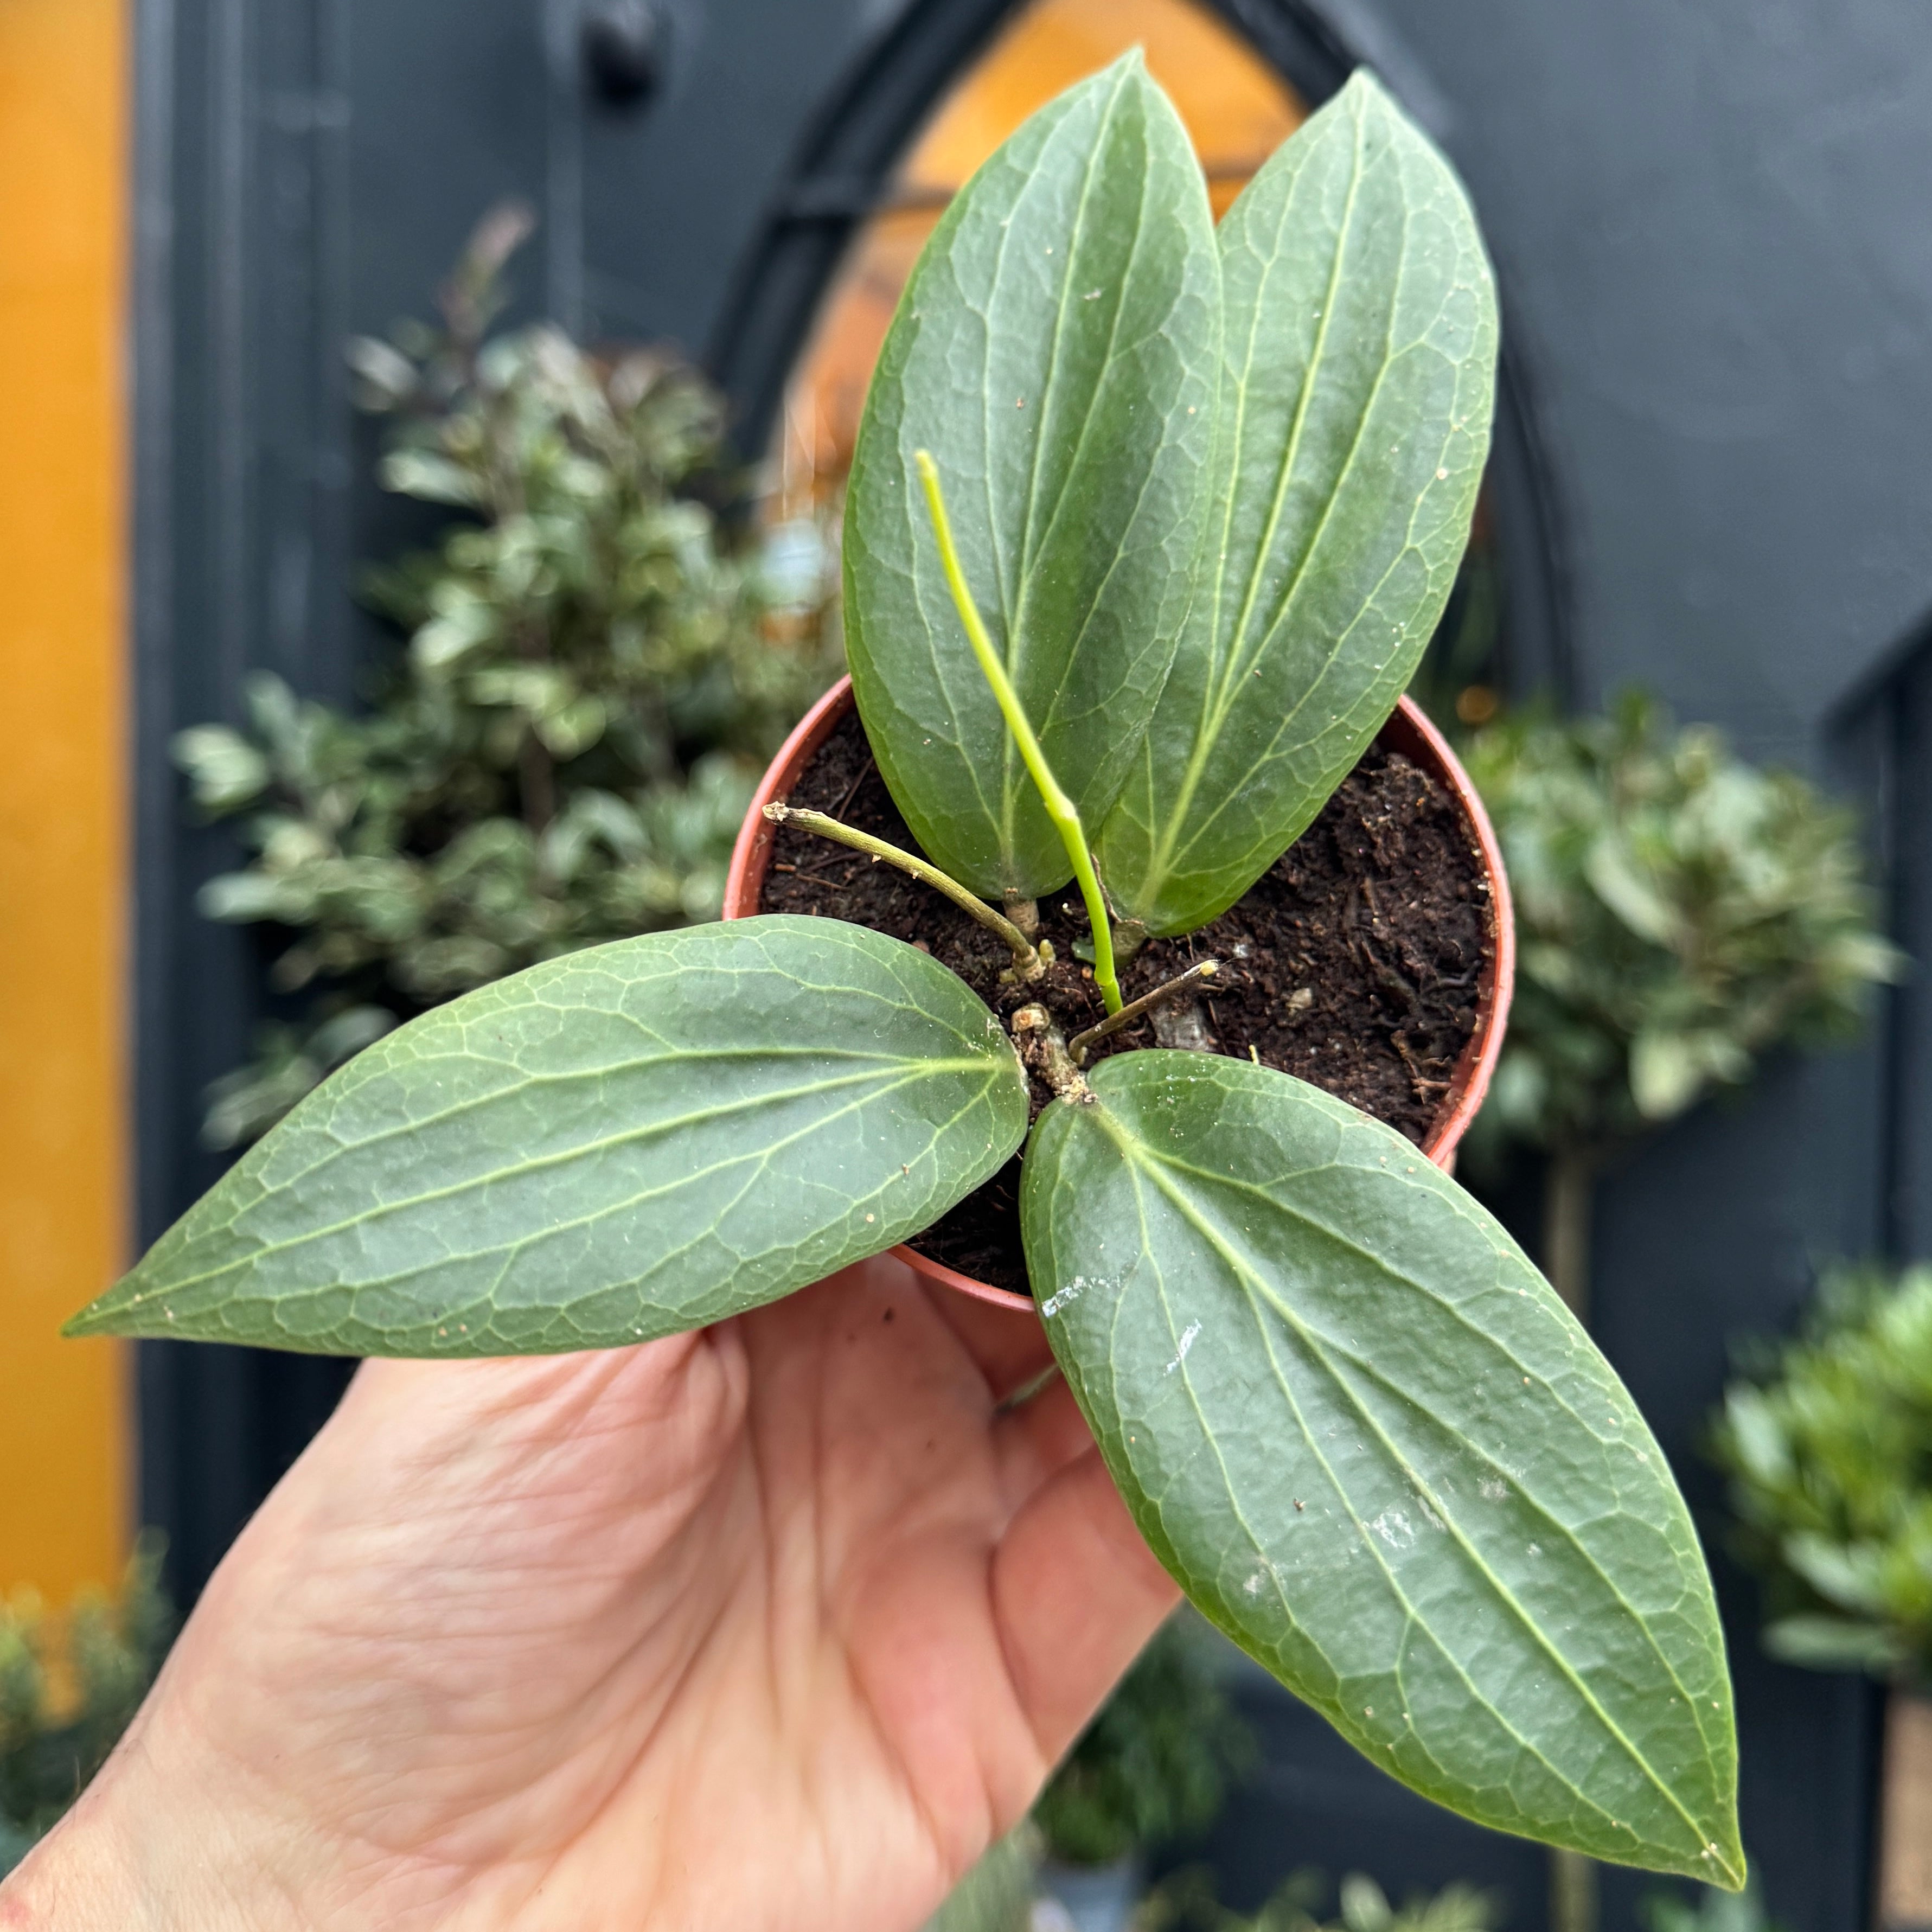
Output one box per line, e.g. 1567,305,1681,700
71,61,1743,1888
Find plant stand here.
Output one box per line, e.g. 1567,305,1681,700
1882,1689,1932,1931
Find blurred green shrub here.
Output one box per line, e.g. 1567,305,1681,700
1710,1263,1932,1681
1138,1867,1500,1932
176,203,841,1145
1033,1613,1252,1869
1640,1873,1786,1932
923,1826,1041,1932
1463,693,1899,1168
0,1539,172,1876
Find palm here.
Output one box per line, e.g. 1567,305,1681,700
136,1258,1176,1931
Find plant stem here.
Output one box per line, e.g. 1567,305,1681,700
519,730,557,835
1548,1850,1597,1932
1544,1144,1596,1322
1067,960,1221,1063
914,450,1122,1015
1543,1141,1598,1932
763,804,1044,974
1010,1003,1091,1103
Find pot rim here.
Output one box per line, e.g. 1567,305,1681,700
725,675,1515,1316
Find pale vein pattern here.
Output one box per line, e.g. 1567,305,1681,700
74,918,1030,1355
1022,1052,1742,1883
1099,71,1498,935
845,51,1218,900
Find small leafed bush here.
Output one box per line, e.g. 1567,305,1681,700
1139,1869,1500,1932
1033,1614,1251,1869
1462,694,1899,1164
1710,1263,1932,1681
0,1540,172,1876
175,206,840,1146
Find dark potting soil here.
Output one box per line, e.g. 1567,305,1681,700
758,709,1492,1295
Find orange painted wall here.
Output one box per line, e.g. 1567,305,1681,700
0,0,129,1598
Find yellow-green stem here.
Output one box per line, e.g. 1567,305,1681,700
762,803,1042,972
914,450,1122,1014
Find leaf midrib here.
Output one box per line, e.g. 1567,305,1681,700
132,1058,1001,1302
1138,91,1370,901
245,1065,1003,1331
1074,1142,1608,1832
1091,1100,1722,1856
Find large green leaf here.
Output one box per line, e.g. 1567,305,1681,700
1021,1052,1742,1884
844,51,1218,903
70,918,1027,1356
1098,71,1498,936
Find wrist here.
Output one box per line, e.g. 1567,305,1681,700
0,1697,305,1932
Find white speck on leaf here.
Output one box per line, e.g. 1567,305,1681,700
1163,1320,1202,1374
1370,1508,1415,1550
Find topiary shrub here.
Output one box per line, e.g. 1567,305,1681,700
175,204,841,1146
1710,1262,1932,1681
1464,694,1898,1182
0,1540,172,1876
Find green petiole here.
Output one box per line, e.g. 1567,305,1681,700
763,803,1045,976
914,450,1122,1015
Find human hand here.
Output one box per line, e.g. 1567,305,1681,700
1,1258,1176,1931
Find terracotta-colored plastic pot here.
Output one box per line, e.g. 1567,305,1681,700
725,676,1515,1314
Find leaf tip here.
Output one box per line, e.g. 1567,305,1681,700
1703,1834,1749,1895
62,1297,118,1341
63,1269,161,1342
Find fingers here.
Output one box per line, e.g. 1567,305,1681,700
988,1445,1180,1768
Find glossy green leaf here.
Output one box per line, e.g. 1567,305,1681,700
1021,1051,1743,1884
844,51,1218,903
1098,71,1498,936
69,917,1027,1357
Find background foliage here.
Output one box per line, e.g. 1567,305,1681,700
1137,1868,1499,1932
1461,694,1899,1167
176,207,840,1145
1639,1877,1787,1932
0,1540,172,1877
1032,1611,1252,1870
1710,1263,1932,1684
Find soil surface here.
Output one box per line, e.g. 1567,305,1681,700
759,709,1491,1294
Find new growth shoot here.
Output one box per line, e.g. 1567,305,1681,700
915,451,1123,1015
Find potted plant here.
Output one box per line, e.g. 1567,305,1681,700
72,59,1744,1891
1709,1265,1932,1930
